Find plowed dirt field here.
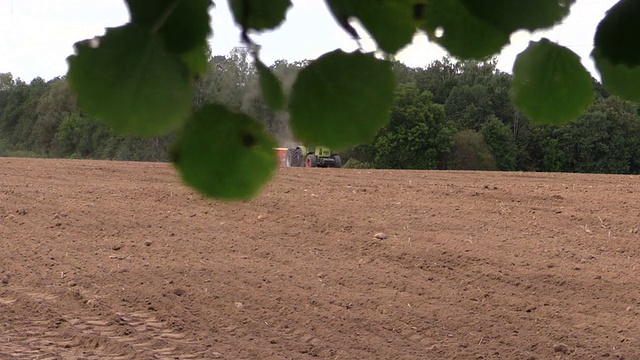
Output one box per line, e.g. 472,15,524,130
1,157,639,359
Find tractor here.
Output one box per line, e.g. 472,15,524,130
286,145,342,168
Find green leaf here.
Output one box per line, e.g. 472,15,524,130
171,104,278,200
180,44,209,77
459,0,575,33
255,59,285,111
593,48,640,102
420,0,509,59
67,24,193,136
126,0,212,53
228,0,292,31
289,50,394,149
594,0,640,67
512,39,593,125
326,0,416,54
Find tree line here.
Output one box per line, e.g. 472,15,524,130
0,48,299,162
1,49,639,174
346,58,640,174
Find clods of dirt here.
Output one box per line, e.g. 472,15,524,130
373,232,388,240
553,344,571,354
1,158,640,359
173,288,185,296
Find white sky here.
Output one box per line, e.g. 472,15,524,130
0,0,617,82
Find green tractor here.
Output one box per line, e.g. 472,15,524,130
286,145,342,168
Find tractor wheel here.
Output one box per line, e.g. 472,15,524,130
306,154,317,168
333,155,342,168
286,149,296,167
295,148,304,167
287,148,302,167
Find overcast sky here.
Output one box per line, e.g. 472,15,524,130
0,0,617,82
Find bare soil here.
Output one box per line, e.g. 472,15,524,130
1,157,639,359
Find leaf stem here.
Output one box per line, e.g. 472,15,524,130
152,0,182,33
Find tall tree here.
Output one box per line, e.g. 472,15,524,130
413,58,460,104
32,78,76,154
481,116,517,170
7,78,47,149
557,96,640,174
374,83,455,169
444,83,493,130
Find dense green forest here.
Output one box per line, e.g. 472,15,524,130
1,48,639,174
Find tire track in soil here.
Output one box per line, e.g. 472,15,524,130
0,287,211,359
